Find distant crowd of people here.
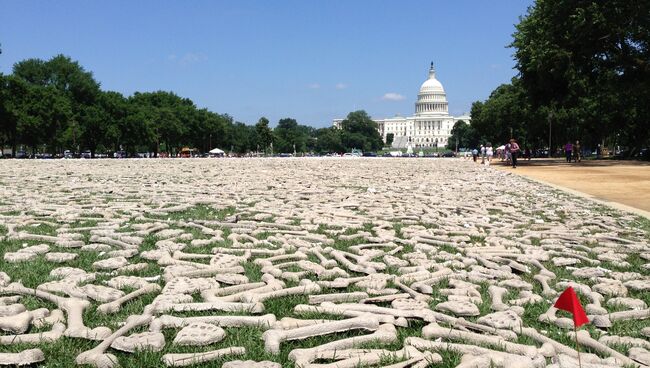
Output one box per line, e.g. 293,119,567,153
470,139,522,168
468,138,588,169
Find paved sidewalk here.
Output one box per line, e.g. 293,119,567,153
493,158,650,216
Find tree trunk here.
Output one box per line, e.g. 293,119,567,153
11,134,16,158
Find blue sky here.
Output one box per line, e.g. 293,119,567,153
0,0,533,127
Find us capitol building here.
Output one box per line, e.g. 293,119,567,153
333,62,470,149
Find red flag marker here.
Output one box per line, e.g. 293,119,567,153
554,286,589,327
554,286,588,368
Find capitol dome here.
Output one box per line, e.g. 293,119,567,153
415,62,449,116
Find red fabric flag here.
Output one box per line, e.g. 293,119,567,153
554,286,589,327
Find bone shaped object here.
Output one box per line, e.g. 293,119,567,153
0,282,111,340
288,324,398,367
262,314,380,354
422,322,538,358
76,314,152,368
162,347,246,367
172,322,226,346
111,332,165,352
405,337,545,368
97,283,161,314
149,314,276,332
0,322,65,345
0,349,45,366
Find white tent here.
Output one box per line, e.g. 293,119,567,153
209,148,225,154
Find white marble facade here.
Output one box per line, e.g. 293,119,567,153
334,62,470,149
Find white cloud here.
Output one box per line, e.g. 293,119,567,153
382,92,405,101
181,52,207,65
335,83,347,90
168,52,207,66
308,83,321,89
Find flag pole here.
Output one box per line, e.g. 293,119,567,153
574,324,582,368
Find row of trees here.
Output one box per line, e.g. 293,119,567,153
449,0,649,155
0,55,384,157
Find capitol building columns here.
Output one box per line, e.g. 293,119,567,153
333,62,470,150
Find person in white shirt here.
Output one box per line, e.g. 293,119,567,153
485,143,493,166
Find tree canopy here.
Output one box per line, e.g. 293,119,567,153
0,55,383,156
466,0,649,154
339,110,384,152
446,120,476,150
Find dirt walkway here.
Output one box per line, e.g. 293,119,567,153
493,158,650,214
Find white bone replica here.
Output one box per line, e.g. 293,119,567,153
572,330,640,367
0,349,45,366
241,280,321,303
288,324,398,367
1,157,649,368
488,285,509,311
222,360,281,368
0,322,65,344
591,308,650,328
422,322,538,357
161,347,245,367
292,303,402,326
153,300,264,314
97,283,161,314
307,292,368,304
0,310,32,334
0,282,112,340
262,314,380,354
405,337,546,368
149,314,277,332
301,346,440,368
172,322,226,346
76,314,152,368
111,332,165,352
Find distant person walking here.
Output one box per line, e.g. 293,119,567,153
564,141,573,163
510,139,520,168
525,147,531,160
505,142,512,164
472,148,478,162
485,143,493,166
573,140,581,162
480,145,486,164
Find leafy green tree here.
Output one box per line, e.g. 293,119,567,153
274,118,308,153
313,128,343,153
208,112,233,151
99,91,128,152
255,117,273,153
468,80,532,148
78,105,107,156
11,55,100,154
7,78,72,154
129,91,195,154
339,110,383,152
447,120,475,150
385,133,394,147
511,0,650,153
229,122,254,154
0,74,11,153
